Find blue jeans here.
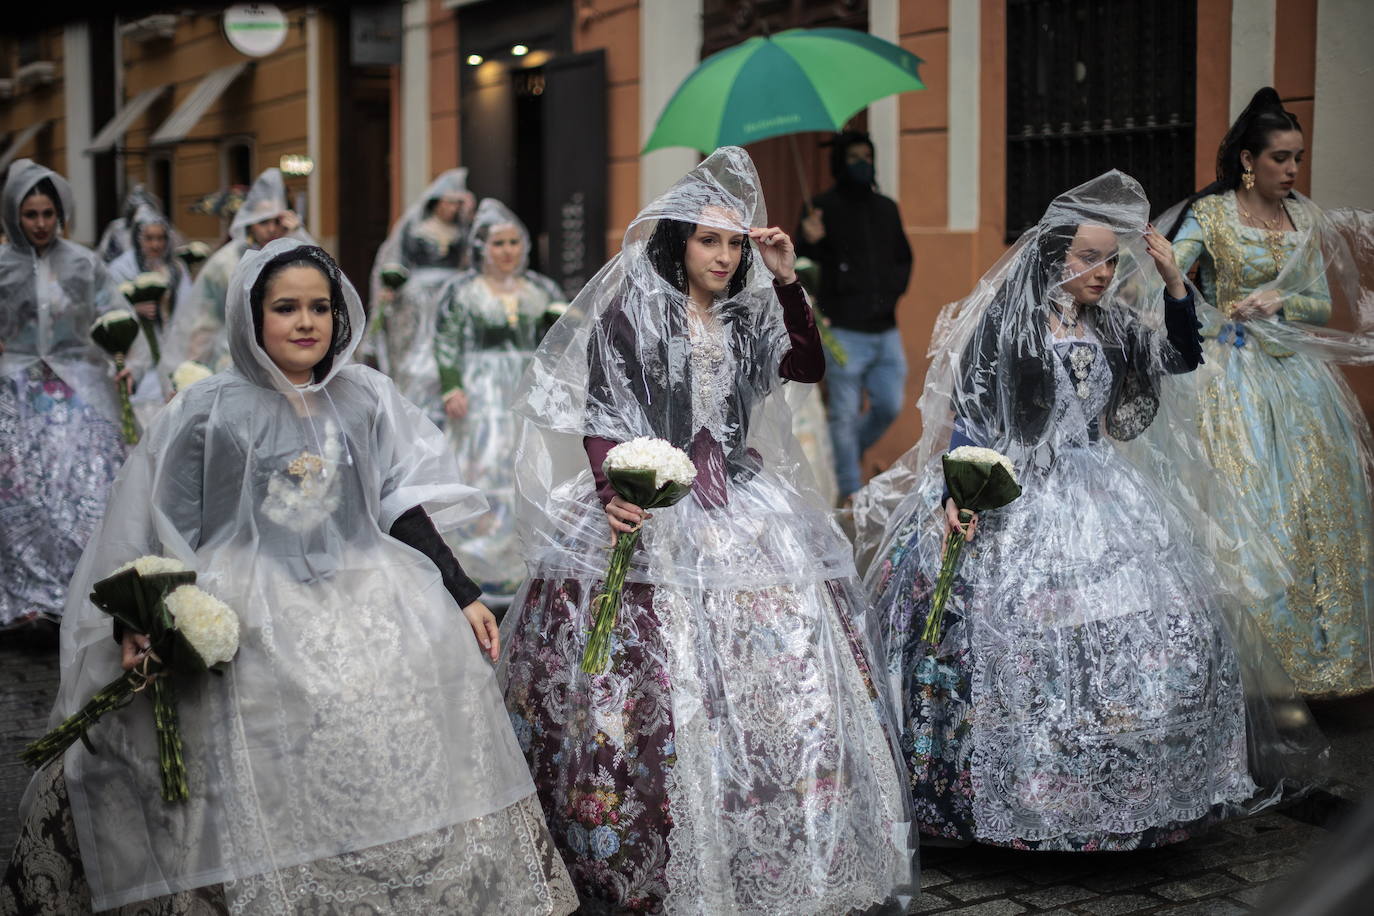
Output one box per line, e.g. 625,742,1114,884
825,327,906,499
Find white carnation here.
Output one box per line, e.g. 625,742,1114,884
172,361,212,392
947,445,1018,482
92,309,138,330
114,555,190,577
135,271,168,289
163,585,240,666
604,436,697,489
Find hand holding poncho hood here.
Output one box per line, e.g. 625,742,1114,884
853,171,1326,850
498,147,915,913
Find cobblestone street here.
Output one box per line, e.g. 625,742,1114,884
1,633,1369,913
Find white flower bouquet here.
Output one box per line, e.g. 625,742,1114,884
21,556,242,802
923,446,1022,647
119,271,169,366
174,240,212,267
540,300,569,338
379,262,410,290
582,437,697,674
90,310,142,443
170,360,212,393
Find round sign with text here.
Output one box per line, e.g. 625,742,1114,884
223,4,289,58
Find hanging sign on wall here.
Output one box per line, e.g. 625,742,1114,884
224,4,289,58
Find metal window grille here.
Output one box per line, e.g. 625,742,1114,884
701,0,867,57
1006,0,1196,240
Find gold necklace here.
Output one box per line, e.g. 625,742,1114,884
1235,194,1289,270
1236,196,1285,230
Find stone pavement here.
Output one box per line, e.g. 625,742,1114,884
0,632,61,855
0,631,1369,913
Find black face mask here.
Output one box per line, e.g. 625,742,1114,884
843,159,875,187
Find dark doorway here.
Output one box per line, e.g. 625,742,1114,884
513,65,546,265
457,0,603,289
337,10,393,295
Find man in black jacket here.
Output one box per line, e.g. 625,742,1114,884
796,130,913,502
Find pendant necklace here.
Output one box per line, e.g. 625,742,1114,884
1237,193,1290,270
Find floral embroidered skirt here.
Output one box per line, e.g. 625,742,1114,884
500,571,912,914
2,761,579,916
0,363,124,627
870,443,1259,851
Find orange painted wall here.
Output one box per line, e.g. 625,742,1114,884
575,0,641,257
1274,0,1316,197
866,0,1008,474
116,10,322,245
1195,0,1232,189
429,0,462,175
0,30,69,229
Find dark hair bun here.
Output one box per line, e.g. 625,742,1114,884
1245,86,1285,113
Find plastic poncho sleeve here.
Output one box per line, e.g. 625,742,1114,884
370,369,488,533
433,280,471,396
1172,203,1333,325
775,279,825,383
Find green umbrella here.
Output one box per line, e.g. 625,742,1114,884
642,27,924,155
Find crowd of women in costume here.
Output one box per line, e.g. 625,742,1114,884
0,86,1370,914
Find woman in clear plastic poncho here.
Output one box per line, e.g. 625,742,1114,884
160,167,312,374
110,203,193,424
364,168,474,395
96,183,162,264
1,238,577,915
853,170,1326,850
0,159,128,631
498,147,914,913
1157,87,1374,700
433,198,565,606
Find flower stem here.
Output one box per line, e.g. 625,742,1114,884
581,530,642,674
19,669,146,768
136,315,161,367
921,510,972,649
151,677,188,802
113,353,139,444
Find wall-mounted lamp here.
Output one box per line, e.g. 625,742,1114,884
280,154,315,177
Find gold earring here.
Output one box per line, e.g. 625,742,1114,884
1242,167,1256,190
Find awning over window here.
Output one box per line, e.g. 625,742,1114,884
0,119,51,172
87,85,171,153
149,61,250,145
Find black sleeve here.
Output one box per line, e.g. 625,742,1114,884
390,505,483,609
794,200,829,262
1159,287,1204,373
889,199,913,297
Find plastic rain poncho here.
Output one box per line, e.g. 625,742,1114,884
1156,185,1374,699
432,197,564,601
0,159,127,626
160,168,312,374
497,147,915,914
854,171,1327,850
110,203,194,425
44,238,575,913
96,183,162,264
363,168,472,390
